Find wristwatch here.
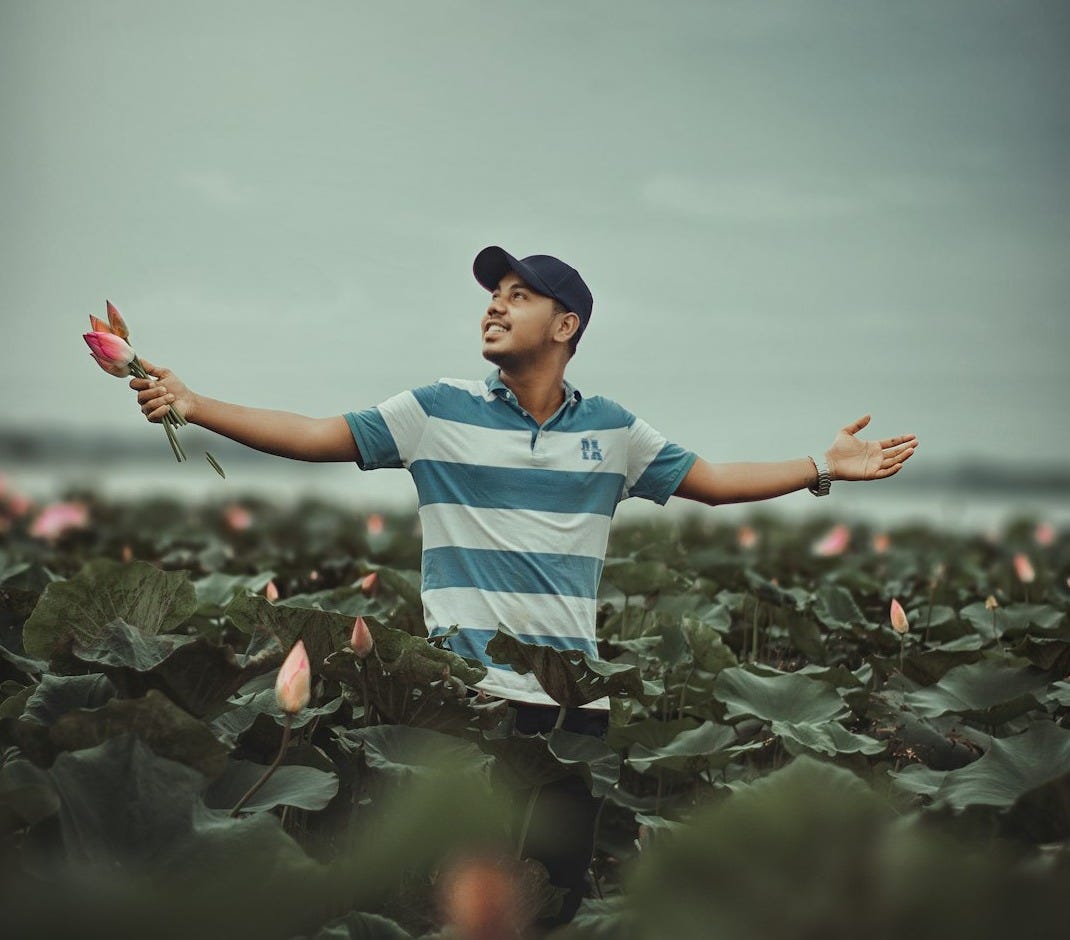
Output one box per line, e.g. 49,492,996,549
808,456,832,497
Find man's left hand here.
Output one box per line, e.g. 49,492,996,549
826,415,917,482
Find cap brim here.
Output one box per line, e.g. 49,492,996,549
473,246,556,300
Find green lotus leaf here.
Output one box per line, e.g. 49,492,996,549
48,689,229,777
308,911,413,940
72,618,199,671
0,755,60,833
22,559,198,661
375,567,423,607
48,732,210,866
69,618,257,718
1011,637,1070,675
481,730,572,790
713,666,850,724
745,570,802,610
193,570,276,612
21,673,117,725
812,584,871,631
0,642,46,678
607,717,699,751
204,758,339,813
960,602,1065,641
900,661,1050,724
210,689,342,746
224,590,354,666
770,719,885,757
347,724,494,780
895,721,1070,815
601,559,687,596
628,721,762,774
547,729,620,797
486,628,644,707
1046,681,1070,707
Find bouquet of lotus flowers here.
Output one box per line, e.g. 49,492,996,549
83,301,225,476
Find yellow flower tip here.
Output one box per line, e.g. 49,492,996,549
984,595,999,610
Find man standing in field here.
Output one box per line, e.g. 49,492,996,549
130,245,917,918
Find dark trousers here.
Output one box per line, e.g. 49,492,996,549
512,704,609,925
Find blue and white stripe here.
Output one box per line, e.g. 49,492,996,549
345,373,697,708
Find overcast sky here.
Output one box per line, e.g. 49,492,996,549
3,1,1068,494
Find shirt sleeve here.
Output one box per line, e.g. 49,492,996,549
344,384,438,470
624,416,698,505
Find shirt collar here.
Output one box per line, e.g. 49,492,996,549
484,370,583,406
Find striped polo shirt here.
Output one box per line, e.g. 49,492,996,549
344,370,697,708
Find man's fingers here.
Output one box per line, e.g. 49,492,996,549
879,433,917,448
843,414,871,435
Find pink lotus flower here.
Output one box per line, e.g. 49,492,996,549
889,598,909,634
1034,522,1055,547
350,616,374,658
736,525,758,549
83,330,135,369
275,640,311,714
361,572,379,597
366,513,385,537
871,533,891,554
106,300,130,340
812,523,850,557
1013,552,1035,584
29,501,89,541
264,580,279,602
223,504,253,531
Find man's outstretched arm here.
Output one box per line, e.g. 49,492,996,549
674,415,917,506
130,357,361,463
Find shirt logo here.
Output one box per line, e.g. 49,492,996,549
581,438,604,461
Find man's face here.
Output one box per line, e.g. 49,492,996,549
480,270,566,368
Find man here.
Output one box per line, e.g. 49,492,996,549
131,245,917,917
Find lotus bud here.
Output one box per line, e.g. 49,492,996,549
871,533,891,554
1013,552,1035,584
361,571,379,596
1034,522,1055,547
264,580,279,602
366,513,385,537
29,501,89,541
889,598,909,634
309,569,320,581
275,640,311,714
984,595,999,610
736,525,758,549
350,616,374,658
89,351,131,378
89,314,113,334
812,523,850,557
440,857,521,940
121,544,133,563
105,300,130,340
83,331,135,368
223,504,252,531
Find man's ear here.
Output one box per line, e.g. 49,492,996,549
555,311,580,343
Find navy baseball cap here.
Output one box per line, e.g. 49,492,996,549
473,246,594,338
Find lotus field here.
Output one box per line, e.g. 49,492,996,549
1,489,1068,938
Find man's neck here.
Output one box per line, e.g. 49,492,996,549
496,363,568,425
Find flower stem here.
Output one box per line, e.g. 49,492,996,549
229,714,293,817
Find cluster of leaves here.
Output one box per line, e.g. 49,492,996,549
1,495,1069,938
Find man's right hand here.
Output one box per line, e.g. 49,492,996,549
130,357,196,424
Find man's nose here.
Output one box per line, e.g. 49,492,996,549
486,296,506,315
